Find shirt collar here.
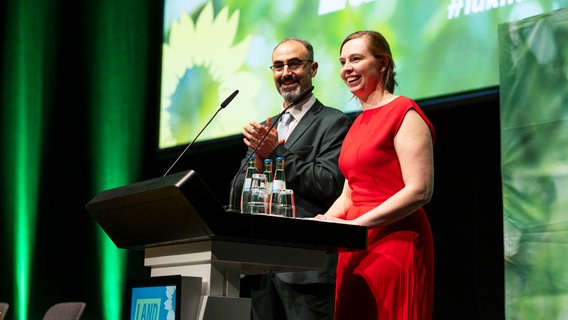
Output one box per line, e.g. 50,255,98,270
281,95,315,121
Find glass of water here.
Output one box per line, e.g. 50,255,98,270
271,189,296,218
246,174,269,214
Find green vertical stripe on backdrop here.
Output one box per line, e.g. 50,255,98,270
0,0,153,320
85,1,151,319
1,0,153,318
1,1,57,319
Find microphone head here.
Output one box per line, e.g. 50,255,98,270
221,90,239,108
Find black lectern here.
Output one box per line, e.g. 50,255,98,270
86,170,367,319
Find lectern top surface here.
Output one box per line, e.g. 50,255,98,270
86,170,367,251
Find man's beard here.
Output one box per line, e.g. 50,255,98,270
280,85,301,103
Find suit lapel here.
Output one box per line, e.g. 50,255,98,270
285,101,323,147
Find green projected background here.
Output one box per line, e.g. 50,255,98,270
499,8,568,319
159,0,568,149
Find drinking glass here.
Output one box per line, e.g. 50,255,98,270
246,174,268,214
271,189,296,218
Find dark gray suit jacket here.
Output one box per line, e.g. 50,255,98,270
233,98,353,284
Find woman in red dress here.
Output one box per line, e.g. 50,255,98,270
315,30,435,319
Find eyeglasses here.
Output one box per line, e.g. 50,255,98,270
270,59,312,72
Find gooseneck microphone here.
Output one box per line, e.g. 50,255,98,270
163,89,239,176
220,89,239,108
227,85,314,211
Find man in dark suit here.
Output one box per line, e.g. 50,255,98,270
233,38,352,320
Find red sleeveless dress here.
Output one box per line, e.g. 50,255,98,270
334,96,435,320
